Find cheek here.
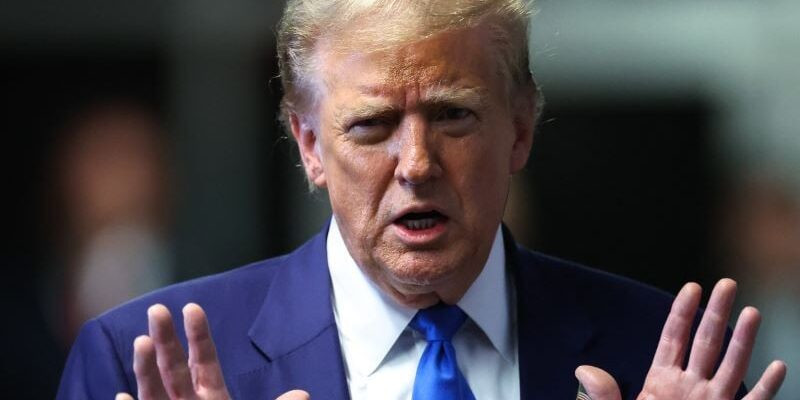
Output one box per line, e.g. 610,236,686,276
441,131,512,220
322,140,396,225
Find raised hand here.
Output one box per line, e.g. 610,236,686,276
115,303,310,400
576,279,787,400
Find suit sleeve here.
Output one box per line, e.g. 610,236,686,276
56,318,132,400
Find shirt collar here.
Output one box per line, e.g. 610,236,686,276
328,218,416,376
456,225,514,363
327,219,513,376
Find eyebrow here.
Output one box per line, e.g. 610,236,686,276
332,84,489,128
354,83,488,105
421,85,488,110
332,101,400,129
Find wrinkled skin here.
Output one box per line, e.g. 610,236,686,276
292,23,535,308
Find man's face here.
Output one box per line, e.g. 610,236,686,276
292,24,534,308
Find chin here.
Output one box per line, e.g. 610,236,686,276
377,271,446,308
383,254,460,288
391,292,442,309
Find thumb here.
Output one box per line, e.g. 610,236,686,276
276,389,310,400
575,365,622,400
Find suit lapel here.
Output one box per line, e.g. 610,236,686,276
504,227,596,399
236,225,350,400
234,224,595,399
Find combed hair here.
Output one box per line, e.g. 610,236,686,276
276,0,539,128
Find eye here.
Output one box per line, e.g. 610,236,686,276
351,118,384,129
433,107,473,122
430,106,478,137
345,116,394,144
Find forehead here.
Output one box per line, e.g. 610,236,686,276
313,25,505,103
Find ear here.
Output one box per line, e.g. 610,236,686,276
290,113,327,188
508,83,537,174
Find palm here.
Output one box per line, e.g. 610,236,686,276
576,279,786,400
116,304,308,400
638,366,717,399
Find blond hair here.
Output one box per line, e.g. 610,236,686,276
276,0,539,126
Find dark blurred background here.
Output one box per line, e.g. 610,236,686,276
1,0,798,398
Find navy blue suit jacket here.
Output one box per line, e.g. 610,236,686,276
57,226,742,399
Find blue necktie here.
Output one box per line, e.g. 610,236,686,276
410,303,476,400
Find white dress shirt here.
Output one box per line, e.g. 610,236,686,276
327,218,519,399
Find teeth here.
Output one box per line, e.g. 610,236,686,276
403,218,436,230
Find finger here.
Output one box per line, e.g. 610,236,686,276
742,360,787,400
575,366,622,400
132,335,169,400
651,282,702,368
686,278,737,377
183,303,228,392
275,390,311,400
148,304,195,398
713,306,761,398
116,394,135,400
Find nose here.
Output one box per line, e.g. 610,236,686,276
394,119,442,186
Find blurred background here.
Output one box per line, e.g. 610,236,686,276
1,0,797,398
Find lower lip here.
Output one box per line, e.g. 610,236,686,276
391,219,448,244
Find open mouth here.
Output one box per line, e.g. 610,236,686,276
394,210,448,231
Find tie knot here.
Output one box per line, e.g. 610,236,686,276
410,303,467,342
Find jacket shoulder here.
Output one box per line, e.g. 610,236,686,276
97,254,287,330
519,249,676,323
59,253,295,396
515,249,675,395
58,229,330,399
515,249,745,399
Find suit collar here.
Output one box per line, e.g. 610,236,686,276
503,225,596,398
248,222,336,360
240,222,350,399
506,228,594,353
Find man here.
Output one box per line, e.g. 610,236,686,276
57,0,787,399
